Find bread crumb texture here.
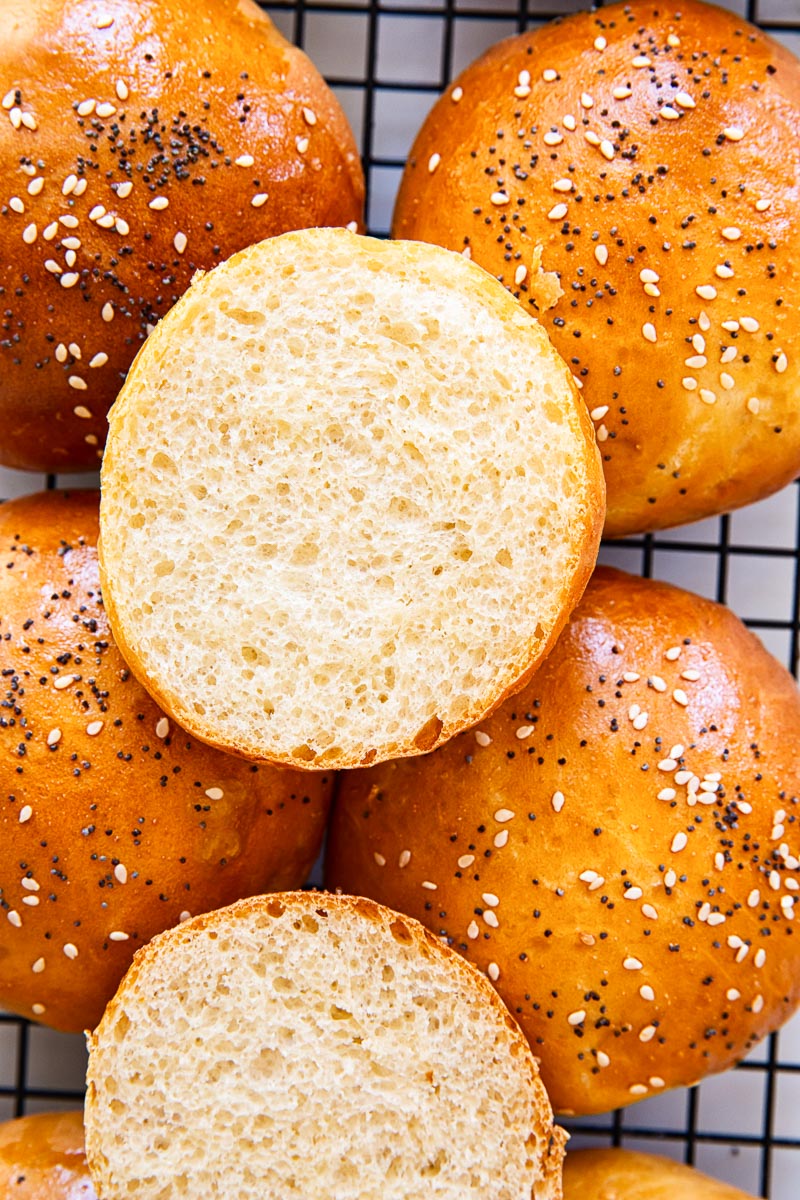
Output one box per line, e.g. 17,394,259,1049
100,228,603,769
85,892,566,1200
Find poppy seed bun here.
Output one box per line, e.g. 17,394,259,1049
0,1111,95,1199
563,1148,754,1198
326,566,800,1116
0,490,332,1033
392,0,800,537
85,891,567,1200
98,227,605,771
0,0,363,472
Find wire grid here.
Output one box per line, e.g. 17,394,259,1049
1,0,799,1194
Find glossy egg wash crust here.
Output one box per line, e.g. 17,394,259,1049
327,566,800,1116
0,0,363,472
0,490,332,1033
393,0,800,537
99,228,604,772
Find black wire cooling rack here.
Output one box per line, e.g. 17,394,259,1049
1,1,798,1195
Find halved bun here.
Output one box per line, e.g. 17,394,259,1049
0,489,332,1032
0,0,363,471
392,0,800,536
327,566,800,1115
99,227,604,770
85,891,567,1200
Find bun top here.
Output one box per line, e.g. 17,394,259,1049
0,1111,94,1200
99,227,604,771
327,566,800,1115
0,489,332,1032
393,0,800,537
563,1148,754,1199
0,0,363,471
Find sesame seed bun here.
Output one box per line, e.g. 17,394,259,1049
98,227,604,771
563,1147,755,1198
392,0,800,537
0,1111,95,1199
0,489,332,1033
326,565,800,1116
85,891,566,1200
0,0,363,472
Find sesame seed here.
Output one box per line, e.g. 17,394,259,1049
45,259,62,276
458,854,475,869
674,770,693,785
22,896,39,907
53,674,76,690
173,231,187,254
117,182,133,202
720,347,737,365
685,355,707,369
179,911,192,923
451,86,463,102
95,12,114,27
548,203,568,221
580,92,594,109
205,787,224,800
77,98,96,117
491,191,510,206
719,373,735,391
669,744,685,759
1,89,14,109
727,988,741,1001
22,222,38,245
27,177,43,196
109,931,129,941
755,198,771,212
487,963,500,982
665,870,677,887
671,831,688,853
251,193,268,208
32,957,45,974
63,943,78,959
642,323,657,344
624,887,643,901
373,852,386,867
672,689,689,707
775,352,788,374
696,285,717,301
398,850,411,868
563,114,576,131
542,69,558,82
295,136,309,154
421,880,437,891
9,196,24,214
639,1024,657,1042
515,724,534,739
514,264,527,286
714,852,725,871
661,107,680,120
707,912,726,927
114,864,128,885
483,910,499,928
596,424,609,443
584,130,601,147
427,153,440,174
597,1051,610,1068
552,791,565,814
579,870,598,883
599,139,614,161
60,273,80,289
629,1084,649,1096
622,671,640,683
692,334,706,354
67,375,87,390
59,213,79,229
658,788,676,801
722,227,742,241
475,730,491,747
567,1009,586,1025
642,904,658,921
544,131,563,146
89,204,105,221
482,893,499,908
102,302,114,322
658,758,678,772
613,86,632,100
752,994,764,1014
590,405,609,421
494,808,515,823
755,948,766,968
155,717,170,739
514,85,531,99
115,217,130,236
8,107,21,129
86,720,104,736
624,957,643,972
96,102,116,118
7,911,21,928
18,805,32,823
740,316,759,333
747,398,761,415
723,126,744,142
632,712,648,730
674,92,695,109
553,178,573,193
467,921,479,939
149,196,169,211
88,352,108,369
73,406,92,419
494,830,509,849
700,389,717,406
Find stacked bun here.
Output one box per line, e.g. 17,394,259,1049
85,892,566,1200
0,1111,95,1199
327,566,800,1115
0,0,363,471
563,1149,755,1199
98,227,604,770
393,0,800,536
0,490,332,1032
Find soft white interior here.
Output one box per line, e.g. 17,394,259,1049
88,900,548,1199
102,231,595,764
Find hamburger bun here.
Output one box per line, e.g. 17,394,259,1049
0,489,332,1032
326,566,800,1115
0,1111,95,1199
85,891,567,1200
563,1147,754,1198
392,0,800,537
0,0,363,472
98,226,605,771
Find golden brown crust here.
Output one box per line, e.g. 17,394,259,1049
326,566,800,1115
86,890,565,1200
0,0,364,472
392,0,800,536
563,1148,754,1198
0,490,333,1032
0,1111,95,1199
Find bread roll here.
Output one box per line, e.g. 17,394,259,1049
392,0,800,537
98,227,605,771
0,490,332,1032
563,1148,754,1199
0,0,363,472
84,891,567,1200
0,1111,95,1199
326,566,800,1115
